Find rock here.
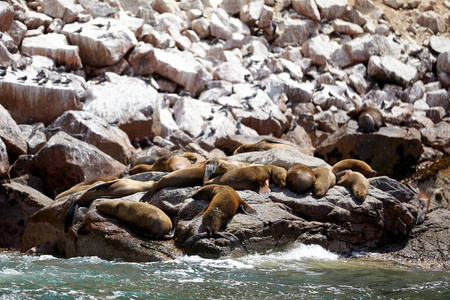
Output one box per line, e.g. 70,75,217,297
0,2,14,33
429,36,450,54
41,0,83,23
0,104,28,159
148,47,213,96
331,35,402,69
0,140,9,179
29,132,126,197
61,18,137,67
17,11,53,30
437,51,450,74
274,19,319,47
383,0,405,9
78,0,116,18
291,0,321,22
0,181,53,249
420,122,450,155
209,7,251,40
239,1,264,26
416,11,446,34
18,123,46,155
8,20,27,46
301,34,335,66
315,120,423,178
425,89,449,111
0,68,85,125
151,0,180,14
367,55,418,88
83,72,157,141
331,19,364,36
354,0,383,19
376,208,450,271
213,61,251,83
21,33,83,70
315,0,348,20
48,110,135,165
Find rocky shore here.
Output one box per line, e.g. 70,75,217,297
0,0,449,270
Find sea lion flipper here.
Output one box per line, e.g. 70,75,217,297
86,180,118,192
417,208,426,225
258,179,271,198
183,232,209,247
62,202,79,229
213,232,240,245
163,228,175,239
240,203,258,216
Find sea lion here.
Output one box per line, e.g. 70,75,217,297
332,159,377,178
347,107,383,133
96,201,173,239
181,152,206,164
405,183,431,224
129,153,192,175
286,165,316,194
335,170,370,201
54,177,117,200
200,157,252,184
312,166,336,198
233,138,297,155
183,184,258,247
62,178,155,228
140,166,206,201
205,164,287,198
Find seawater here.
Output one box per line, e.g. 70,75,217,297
1,243,449,299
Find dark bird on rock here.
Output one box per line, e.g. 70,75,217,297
38,77,48,85
106,21,111,31
74,27,82,34
0,69,6,77
93,23,105,28
96,72,108,84
33,70,46,81
52,78,62,84
61,78,72,85
17,75,27,81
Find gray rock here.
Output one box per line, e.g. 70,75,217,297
0,140,9,179
292,0,321,22
429,36,450,54
315,0,348,20
420,122,450,155
0,2,14,32
274,18,319,47
0,104,28,159
367,55,418,88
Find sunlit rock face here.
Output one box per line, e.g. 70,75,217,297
21,34,83,70
0,70,85,125
0,104,28,160
82,72,158,141
0,140,9,179
29,132,126,198
0,2,14,32
48,110,136,165
60,18,138,67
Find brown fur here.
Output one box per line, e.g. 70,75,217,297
336,170,370,201
286,165,316,194
233,138,297,155
347,107,383,133
332,159,377,178
312,166,336,198
55,177,117,200
129,153,192,175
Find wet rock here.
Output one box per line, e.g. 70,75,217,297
292,0,321,22
0,181,53,249
21,33,83,70
420,122,450,155
83,72,157,141
29,131,126,197
61,18,137,67
41,0,83,23
315,120,423,178
0,105,28,159
48,110,135,165
0,2,14,33
367,55,418,88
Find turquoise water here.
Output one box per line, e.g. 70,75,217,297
1,244,449,299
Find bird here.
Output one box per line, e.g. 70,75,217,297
0,69,6,77
106,21,111,31
17,75,27,81
33,70,46,81
52,78,62,84
60,78,72,85
93,23,105,29
38,77,48,85
74,27,82,34
96,72,107,84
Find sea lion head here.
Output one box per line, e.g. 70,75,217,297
270,166,287,188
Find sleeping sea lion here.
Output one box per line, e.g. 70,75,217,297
140,166,206,202
96,200,173,239
54,177,117,200
181,152,206,164
405,183,431,224
129,153,192,175
233,138,297,155
311,166,336,198
332,159,377,178
183,184,258,247
286,165,316,194
347,107,383,133
205,164,286,198
335,170,370,201
62,178,155,228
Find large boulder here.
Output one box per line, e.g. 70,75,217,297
315,120,423,178
29,132,126,198
0,140,9,179
0,104,28,159
48,110,135,165
0,181,53,249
